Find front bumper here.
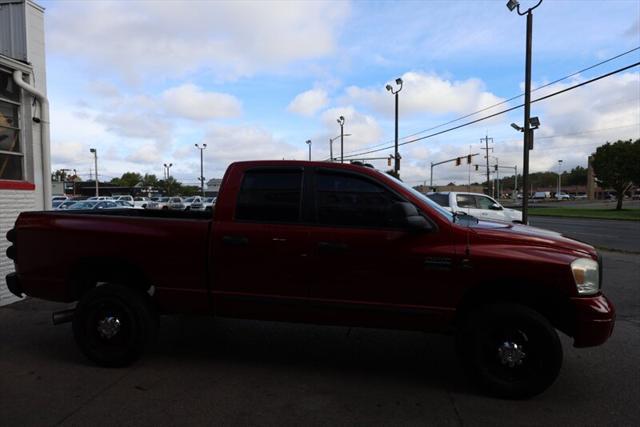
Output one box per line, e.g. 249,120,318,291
571,293,615,347
5,273,24,298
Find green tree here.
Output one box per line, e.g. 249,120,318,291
141,173,159,188
565,166,587,187
591,139,640,210
111,172,142,187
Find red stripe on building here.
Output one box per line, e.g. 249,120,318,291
0,181,36,191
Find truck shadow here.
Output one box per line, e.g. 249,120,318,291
151,314,470,394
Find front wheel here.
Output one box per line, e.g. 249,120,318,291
456,303,562,399
73,284,156,367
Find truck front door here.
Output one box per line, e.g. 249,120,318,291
305,169,456,326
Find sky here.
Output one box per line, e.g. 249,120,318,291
42,0,640,187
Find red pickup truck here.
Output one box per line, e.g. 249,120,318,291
5,160,614,398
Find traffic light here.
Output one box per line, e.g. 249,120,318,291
467,155,472,164
455,157,461,166
475,165,479,171
387,156,392,167
494,165,498,171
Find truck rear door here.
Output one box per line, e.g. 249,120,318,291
211,167,310,317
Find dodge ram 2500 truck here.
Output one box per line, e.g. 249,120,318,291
5,160,615,398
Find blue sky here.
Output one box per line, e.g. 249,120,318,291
42,0,639,187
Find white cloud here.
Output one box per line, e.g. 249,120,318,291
287,89,329,116
47,1,350,82
319,106,384,159
345,71,505,117
162,84,242,121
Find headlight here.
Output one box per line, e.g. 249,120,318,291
571,258,600,295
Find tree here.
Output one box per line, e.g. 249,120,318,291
111,172,142,187
141,174,159,188
591,139,640,210
565,166,587,187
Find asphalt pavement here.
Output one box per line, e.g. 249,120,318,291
529,216,640,253
1,220,639,426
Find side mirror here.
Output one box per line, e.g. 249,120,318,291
391,202,433,232
490,203,503,210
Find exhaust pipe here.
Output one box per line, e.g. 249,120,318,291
52,309,75,325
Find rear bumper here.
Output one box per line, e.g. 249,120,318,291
5,273,24,298
571,293,615,348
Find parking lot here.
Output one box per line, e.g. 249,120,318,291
2,217,639,426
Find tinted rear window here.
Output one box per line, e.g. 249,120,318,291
236,169,303,222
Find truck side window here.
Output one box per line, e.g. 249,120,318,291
315,171,399,228
456,194,476,209
475,195,494,210
427,193,450,207
236,169,303,222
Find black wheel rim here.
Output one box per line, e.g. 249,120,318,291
83,297,135,361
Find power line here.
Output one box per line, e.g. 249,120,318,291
341,61,640,159
335,46,640,159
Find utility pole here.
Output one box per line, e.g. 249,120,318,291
337,116,345,163
557,159,563,196
89,148,98,197
507,0,543,223
195,144,207,196
306,140,312,161
480,134,493,194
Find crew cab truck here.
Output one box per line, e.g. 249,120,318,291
5,161,614,399
427,191,524,223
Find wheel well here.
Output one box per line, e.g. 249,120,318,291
455,280,573,335
69,258,151,300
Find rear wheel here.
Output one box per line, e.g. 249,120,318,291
456,303,562,399
73,284,156,367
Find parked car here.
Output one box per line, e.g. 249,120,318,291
182,196,202,211
87,196,114,201
574,193,588,200
133,197,151,209
5,160,614,399
114,201,139,209
426,192,524,224
166,197,185,210
145,197,170,210
555,192,572,200
66,200,121,210
54,200,77,210
191,197,216,212
114,195,134,203
531,192,551,200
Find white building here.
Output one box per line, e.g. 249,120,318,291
0,0,49,305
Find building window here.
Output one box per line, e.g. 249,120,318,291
0,68,23,181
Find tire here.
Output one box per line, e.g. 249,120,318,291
73,284,156,367
456,303,562,399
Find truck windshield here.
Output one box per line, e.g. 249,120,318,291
376,172,454,222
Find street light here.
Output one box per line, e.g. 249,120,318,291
337,116,345,163
507,0,543,224
89,148,98,197
195,144,207,196
386,77,403,176
557,159,563,197
163,163,173,179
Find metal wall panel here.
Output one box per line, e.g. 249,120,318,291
0,1,27,62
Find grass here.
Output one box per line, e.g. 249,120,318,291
528,207,640,221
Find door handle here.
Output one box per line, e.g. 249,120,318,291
272,238,287,242
317,241,348,253
222,235,249,246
